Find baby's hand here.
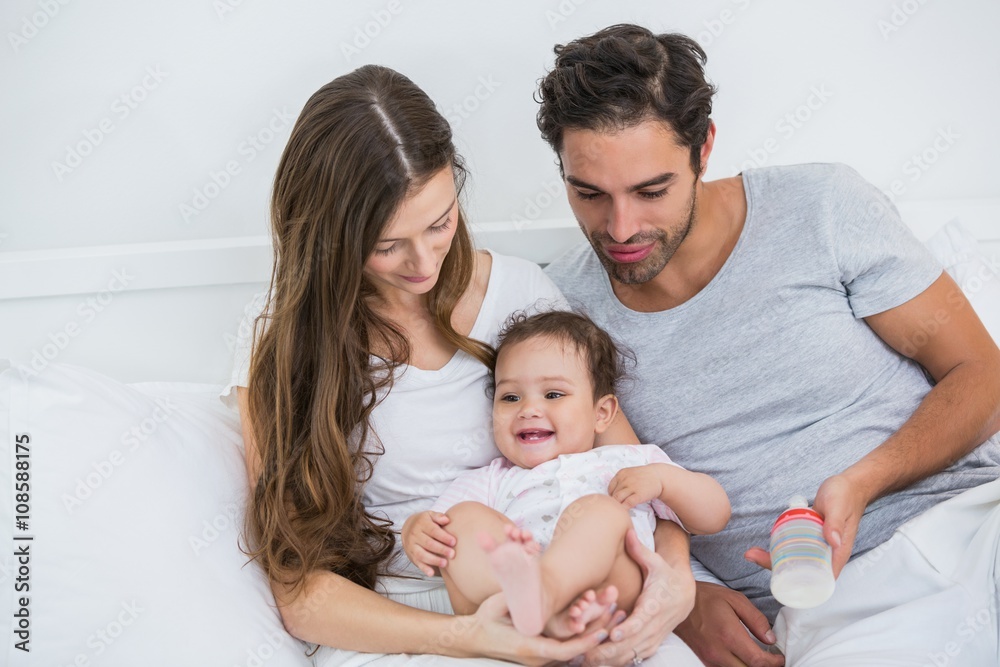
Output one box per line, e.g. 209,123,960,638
608,465,665,508
401,510,456,577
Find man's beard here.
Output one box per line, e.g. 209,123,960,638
587,183,698,286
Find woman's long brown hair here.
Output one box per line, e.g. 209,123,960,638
242,65,494,598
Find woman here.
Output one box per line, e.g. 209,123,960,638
221,64,697,666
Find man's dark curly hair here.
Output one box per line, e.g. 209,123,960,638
488,310,631,400
536,24,717,173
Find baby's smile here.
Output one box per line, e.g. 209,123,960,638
517,429,554,444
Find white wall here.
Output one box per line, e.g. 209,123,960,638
2,0,998,383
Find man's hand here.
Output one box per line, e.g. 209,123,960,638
745,474,867,578
674,582,784,667
400,510,455,577
579,529,694,666
608,465,666,509
812,473,867,577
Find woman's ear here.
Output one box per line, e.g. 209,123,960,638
594,394,619,435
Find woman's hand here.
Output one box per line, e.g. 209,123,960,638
579,529,695,666
400,510,456,577
462,592,610,666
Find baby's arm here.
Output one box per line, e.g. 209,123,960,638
609,463,731,535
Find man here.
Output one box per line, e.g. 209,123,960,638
541,24,1000,667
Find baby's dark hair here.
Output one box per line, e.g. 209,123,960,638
489,310,629,399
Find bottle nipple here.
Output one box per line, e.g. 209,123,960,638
788,494,809,509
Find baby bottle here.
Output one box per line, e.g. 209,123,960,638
768,495,835,608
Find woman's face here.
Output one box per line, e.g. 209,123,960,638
364,167,460,300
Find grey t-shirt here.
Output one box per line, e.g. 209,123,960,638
545,162,1000,620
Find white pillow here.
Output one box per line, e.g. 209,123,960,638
923,220,1000,346
0,361,311,667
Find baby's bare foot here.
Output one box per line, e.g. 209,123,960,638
476,524,541,555
504,523,542,555
482,532,548,636
545,589,595,638
544,585,619,638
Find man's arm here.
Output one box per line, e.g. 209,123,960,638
749,272,1000,577
850,271,1000,500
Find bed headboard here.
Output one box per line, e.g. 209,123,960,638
1,199,997,385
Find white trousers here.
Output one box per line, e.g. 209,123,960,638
311,585,702,666
774,478,1000,666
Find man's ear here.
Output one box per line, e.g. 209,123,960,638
594,394,620,434
698,120,717,177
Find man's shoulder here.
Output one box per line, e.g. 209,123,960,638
543,241,603,298
746,162,871,198
746,162,885,230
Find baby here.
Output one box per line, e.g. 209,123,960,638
402,310,731,637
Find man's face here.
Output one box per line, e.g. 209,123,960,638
560,120,701,285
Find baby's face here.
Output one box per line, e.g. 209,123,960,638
492,335,601,468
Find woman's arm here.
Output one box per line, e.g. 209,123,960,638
238,388,438,650
238,388,454,652
237,387,263,491
236,388,606,661
274,569,460,652
274,566,609,660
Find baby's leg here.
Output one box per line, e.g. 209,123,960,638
439,501,520,614
489,493,641,636
549,495,644,614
